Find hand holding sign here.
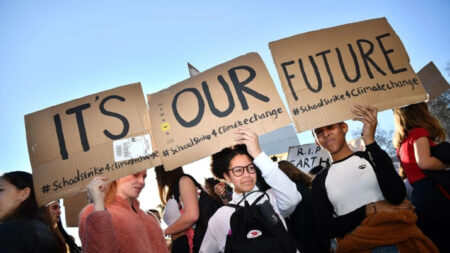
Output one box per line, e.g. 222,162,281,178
148,53,291,171
234,126,262,158
351,104,377,145
87,176,108,211
269,18,427,132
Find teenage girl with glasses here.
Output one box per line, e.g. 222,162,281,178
199,126,301,253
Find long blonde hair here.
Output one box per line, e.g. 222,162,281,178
393,102,446,148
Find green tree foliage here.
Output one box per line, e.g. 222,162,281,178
427,64,449,140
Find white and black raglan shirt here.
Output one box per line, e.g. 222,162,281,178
311,142,406,239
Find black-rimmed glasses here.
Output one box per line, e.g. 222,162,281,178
228,163,256,177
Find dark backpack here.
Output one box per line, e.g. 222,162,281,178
224,191,298,253
173,174,223,253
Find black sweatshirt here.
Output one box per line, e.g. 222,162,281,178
312,142,406,239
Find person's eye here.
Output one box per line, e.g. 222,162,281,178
234,167,243,173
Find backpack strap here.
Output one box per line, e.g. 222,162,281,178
232,190,270,207
251,191,269,206
173,174,203,203
227,203,240,209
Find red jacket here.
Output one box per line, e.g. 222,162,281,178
79,196,168,253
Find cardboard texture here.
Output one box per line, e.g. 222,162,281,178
269,18,427,132
25,83,161,206
63,191,89,227
287,143,331,174
417,61,449,100
148,53,292,170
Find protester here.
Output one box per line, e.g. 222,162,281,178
393,102,450,252
312,104,438,253
46,200,82,253
155,165,199,253
199,126,301,253
0,171,63,253
79,171,168,253
278,160,330,253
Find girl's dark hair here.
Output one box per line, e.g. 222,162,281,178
1,171,41,221
41,205,68,253
57,220,82,253
154,165,184,205
211,145,270,191
211,144,251,179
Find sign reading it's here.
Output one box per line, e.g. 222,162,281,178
25,83,161,206
269,18,427,132
148,53,292,171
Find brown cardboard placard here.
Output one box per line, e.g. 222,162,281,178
25,83,161,206
63,191,89,227
417,61,449,100
148,53,292,171
269,18,427,132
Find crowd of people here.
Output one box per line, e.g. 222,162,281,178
1,103,449,253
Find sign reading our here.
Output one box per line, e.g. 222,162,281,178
269,18,427,132
25,83,161,206
148,53,292,171
287,143,330,174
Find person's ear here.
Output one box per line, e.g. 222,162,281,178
341,122,349,134
223,172,231,182
19,187,31,202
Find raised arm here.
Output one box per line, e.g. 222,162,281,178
235,126,301,216
352,104,405,204
78,177,119,253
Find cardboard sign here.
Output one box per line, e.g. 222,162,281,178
287,143,330,174
63,191,89,227
417,61,449,100
148,53,292,170
25,83,161,206
269,18,427,132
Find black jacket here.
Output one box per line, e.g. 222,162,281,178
0,218,60,253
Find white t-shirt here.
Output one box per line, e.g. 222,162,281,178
163,198,181,226
325,155,384,216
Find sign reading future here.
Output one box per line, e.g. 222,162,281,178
270,17,427,132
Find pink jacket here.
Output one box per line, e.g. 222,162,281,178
79,196,168,253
